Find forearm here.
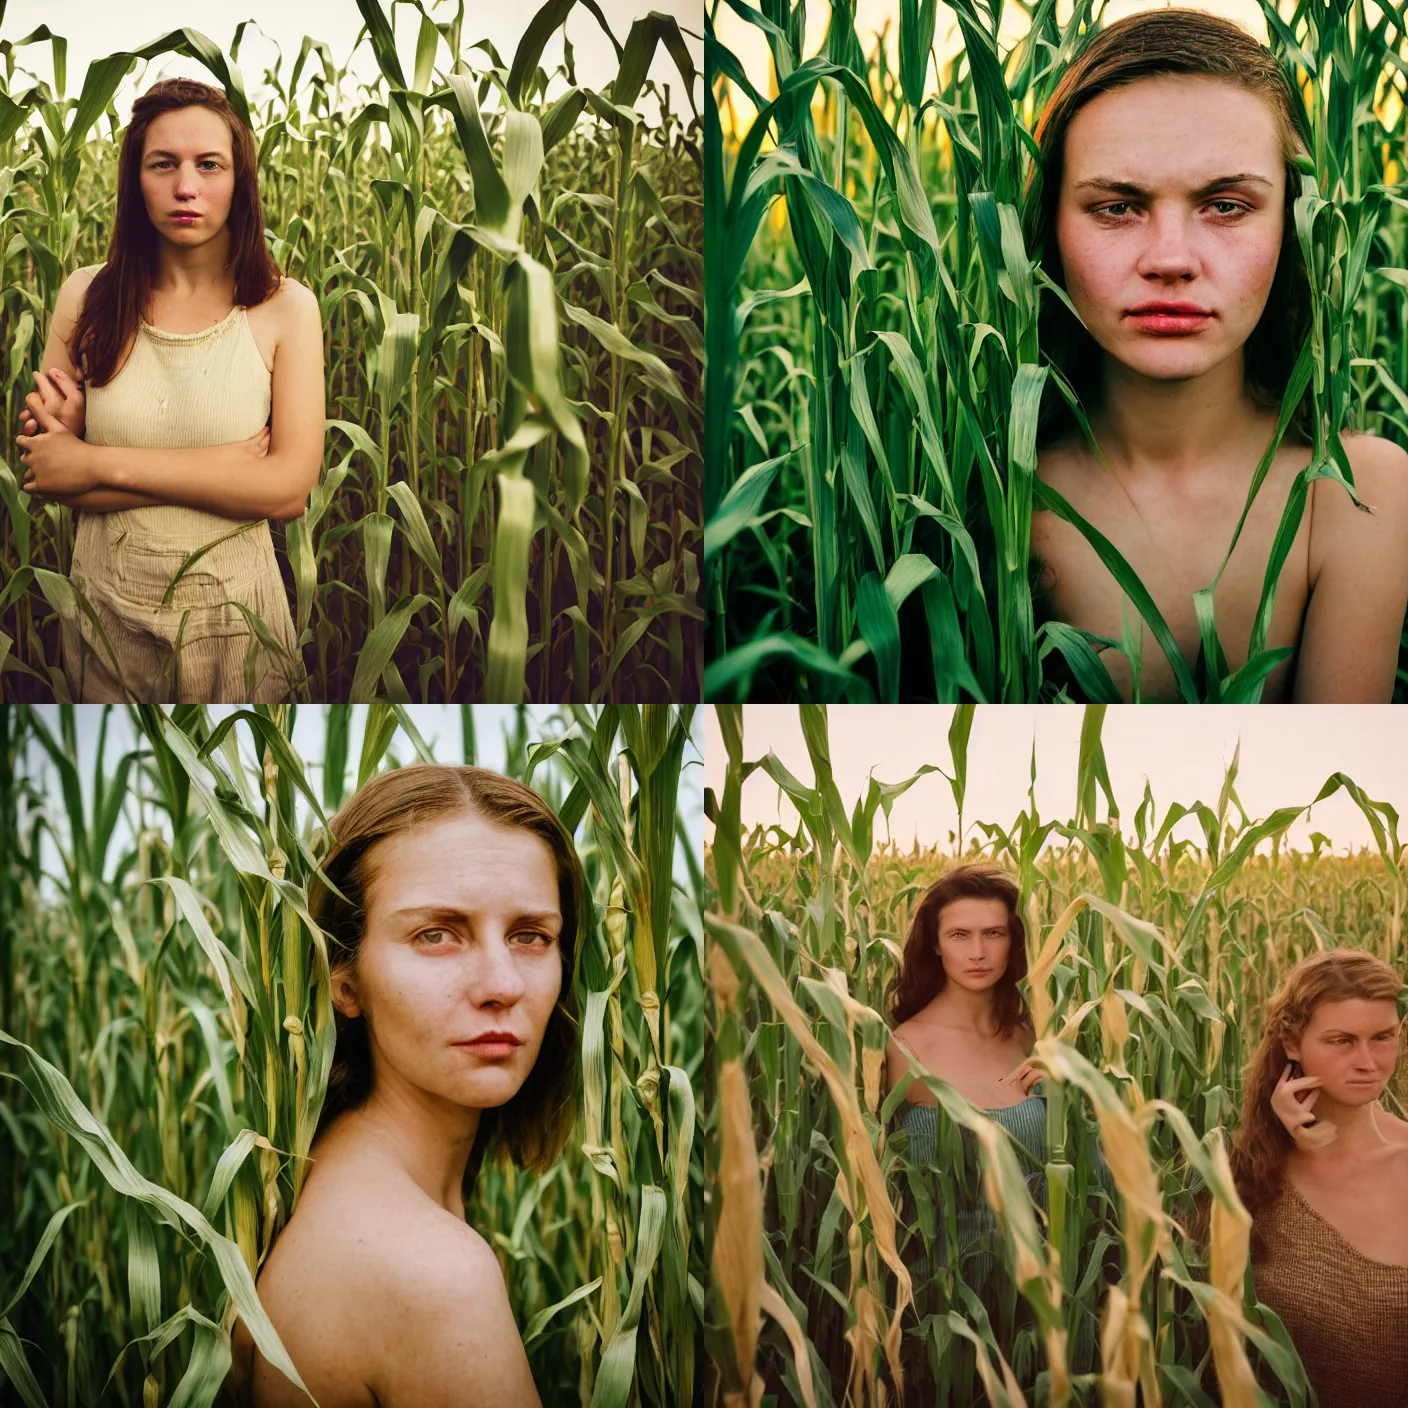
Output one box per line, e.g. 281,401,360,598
89,442,305,520
55,487,171,513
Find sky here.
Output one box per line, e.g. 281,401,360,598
3,0,701,122
23,705,704,891
703,705,1408,854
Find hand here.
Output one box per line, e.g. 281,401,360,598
15,399,98,498
1271,1062,1337,1149
1001,1059,1044,1097
19,368,85,440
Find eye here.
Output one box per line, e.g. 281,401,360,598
414,927,451,946
511,930,555,949
1208,200,1248,216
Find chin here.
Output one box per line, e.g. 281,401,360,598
1331,1080,1387,1104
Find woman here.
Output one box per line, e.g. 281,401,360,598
13,77,324,703
884,862,1108,1356
1230,948,1408,1407
228,764,583,1407
1025,9,1408,702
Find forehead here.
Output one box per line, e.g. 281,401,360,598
1062,75,1283,189
1305,996,1402,1033
938,895,1010,930
142,105,233,156
364,809,560,908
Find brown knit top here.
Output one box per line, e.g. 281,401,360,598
1251,1179,1408,1408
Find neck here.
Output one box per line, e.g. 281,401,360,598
1298,1091,1390,1157
343,1075,482,1217
1090,346,1269,475
153,227,234,298
934,980,1001,1035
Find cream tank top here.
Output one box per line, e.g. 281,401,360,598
77,263,273,545
63,265,300,701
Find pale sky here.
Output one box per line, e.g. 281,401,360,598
24,706,704,892
3,0,701,123
703,706,1408,854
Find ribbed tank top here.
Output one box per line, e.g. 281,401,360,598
79,262,272,549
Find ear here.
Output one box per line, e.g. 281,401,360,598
1283,1037,1301,1062
330,965,363,1019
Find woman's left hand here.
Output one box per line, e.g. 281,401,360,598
1003,1058,1043,1096
15,400,98,498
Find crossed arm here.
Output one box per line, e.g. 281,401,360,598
26,272,325,521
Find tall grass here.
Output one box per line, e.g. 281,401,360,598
0,702,704,1408
704,0,1408,702
0,0,702,703
704,702,1407,1405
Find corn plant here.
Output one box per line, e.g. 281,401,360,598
704,0,1408,702
704,702,1407,1405
0,701,704,1408
0,0,702,704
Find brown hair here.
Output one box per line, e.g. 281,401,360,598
308,764,585,1186
1022,8,1314,449
71,78,282,388
1229,948,1403,1223
890,862,1031,1040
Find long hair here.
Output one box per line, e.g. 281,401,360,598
71,78,282,388
1229,948,1403,1224
307,764,586,1190
890,862,1031,1040
1022,8,1315,450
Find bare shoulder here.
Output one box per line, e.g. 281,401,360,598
52,266,100,327
1342,430,1408,506
271,275,320,323
372,1218,541,1408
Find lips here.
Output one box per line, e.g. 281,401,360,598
168,212,201,221
454,1032,523,1048
1126,301,1211,315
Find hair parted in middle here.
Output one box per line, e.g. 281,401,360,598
306,763,586,1190
1022,7,1315,450
890,861,1032,1040
71,77,283,388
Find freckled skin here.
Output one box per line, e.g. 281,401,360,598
228,810,562,1408
1032,75,1408,702
1281,998,1408,1265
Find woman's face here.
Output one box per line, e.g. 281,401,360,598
1284,997,1403,1106
333,809,565,1116
139,106,236,246
1055,75,1286,386
936,896,1011,996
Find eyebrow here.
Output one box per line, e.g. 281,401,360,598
387,904,562,927
146,149,228,160
1074,173,1273,198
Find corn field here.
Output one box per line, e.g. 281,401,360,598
0,0,702,704
704,702,1408,1405
704,0,1408,702
0,701,705,1407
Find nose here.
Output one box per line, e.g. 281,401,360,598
174,164,200,198
464,935,527,1008
1136,203,1200,281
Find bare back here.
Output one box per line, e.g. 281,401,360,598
229,1120,539,1408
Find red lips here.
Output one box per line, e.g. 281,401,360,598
1126,300,1211,315
454,1031,523,1046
